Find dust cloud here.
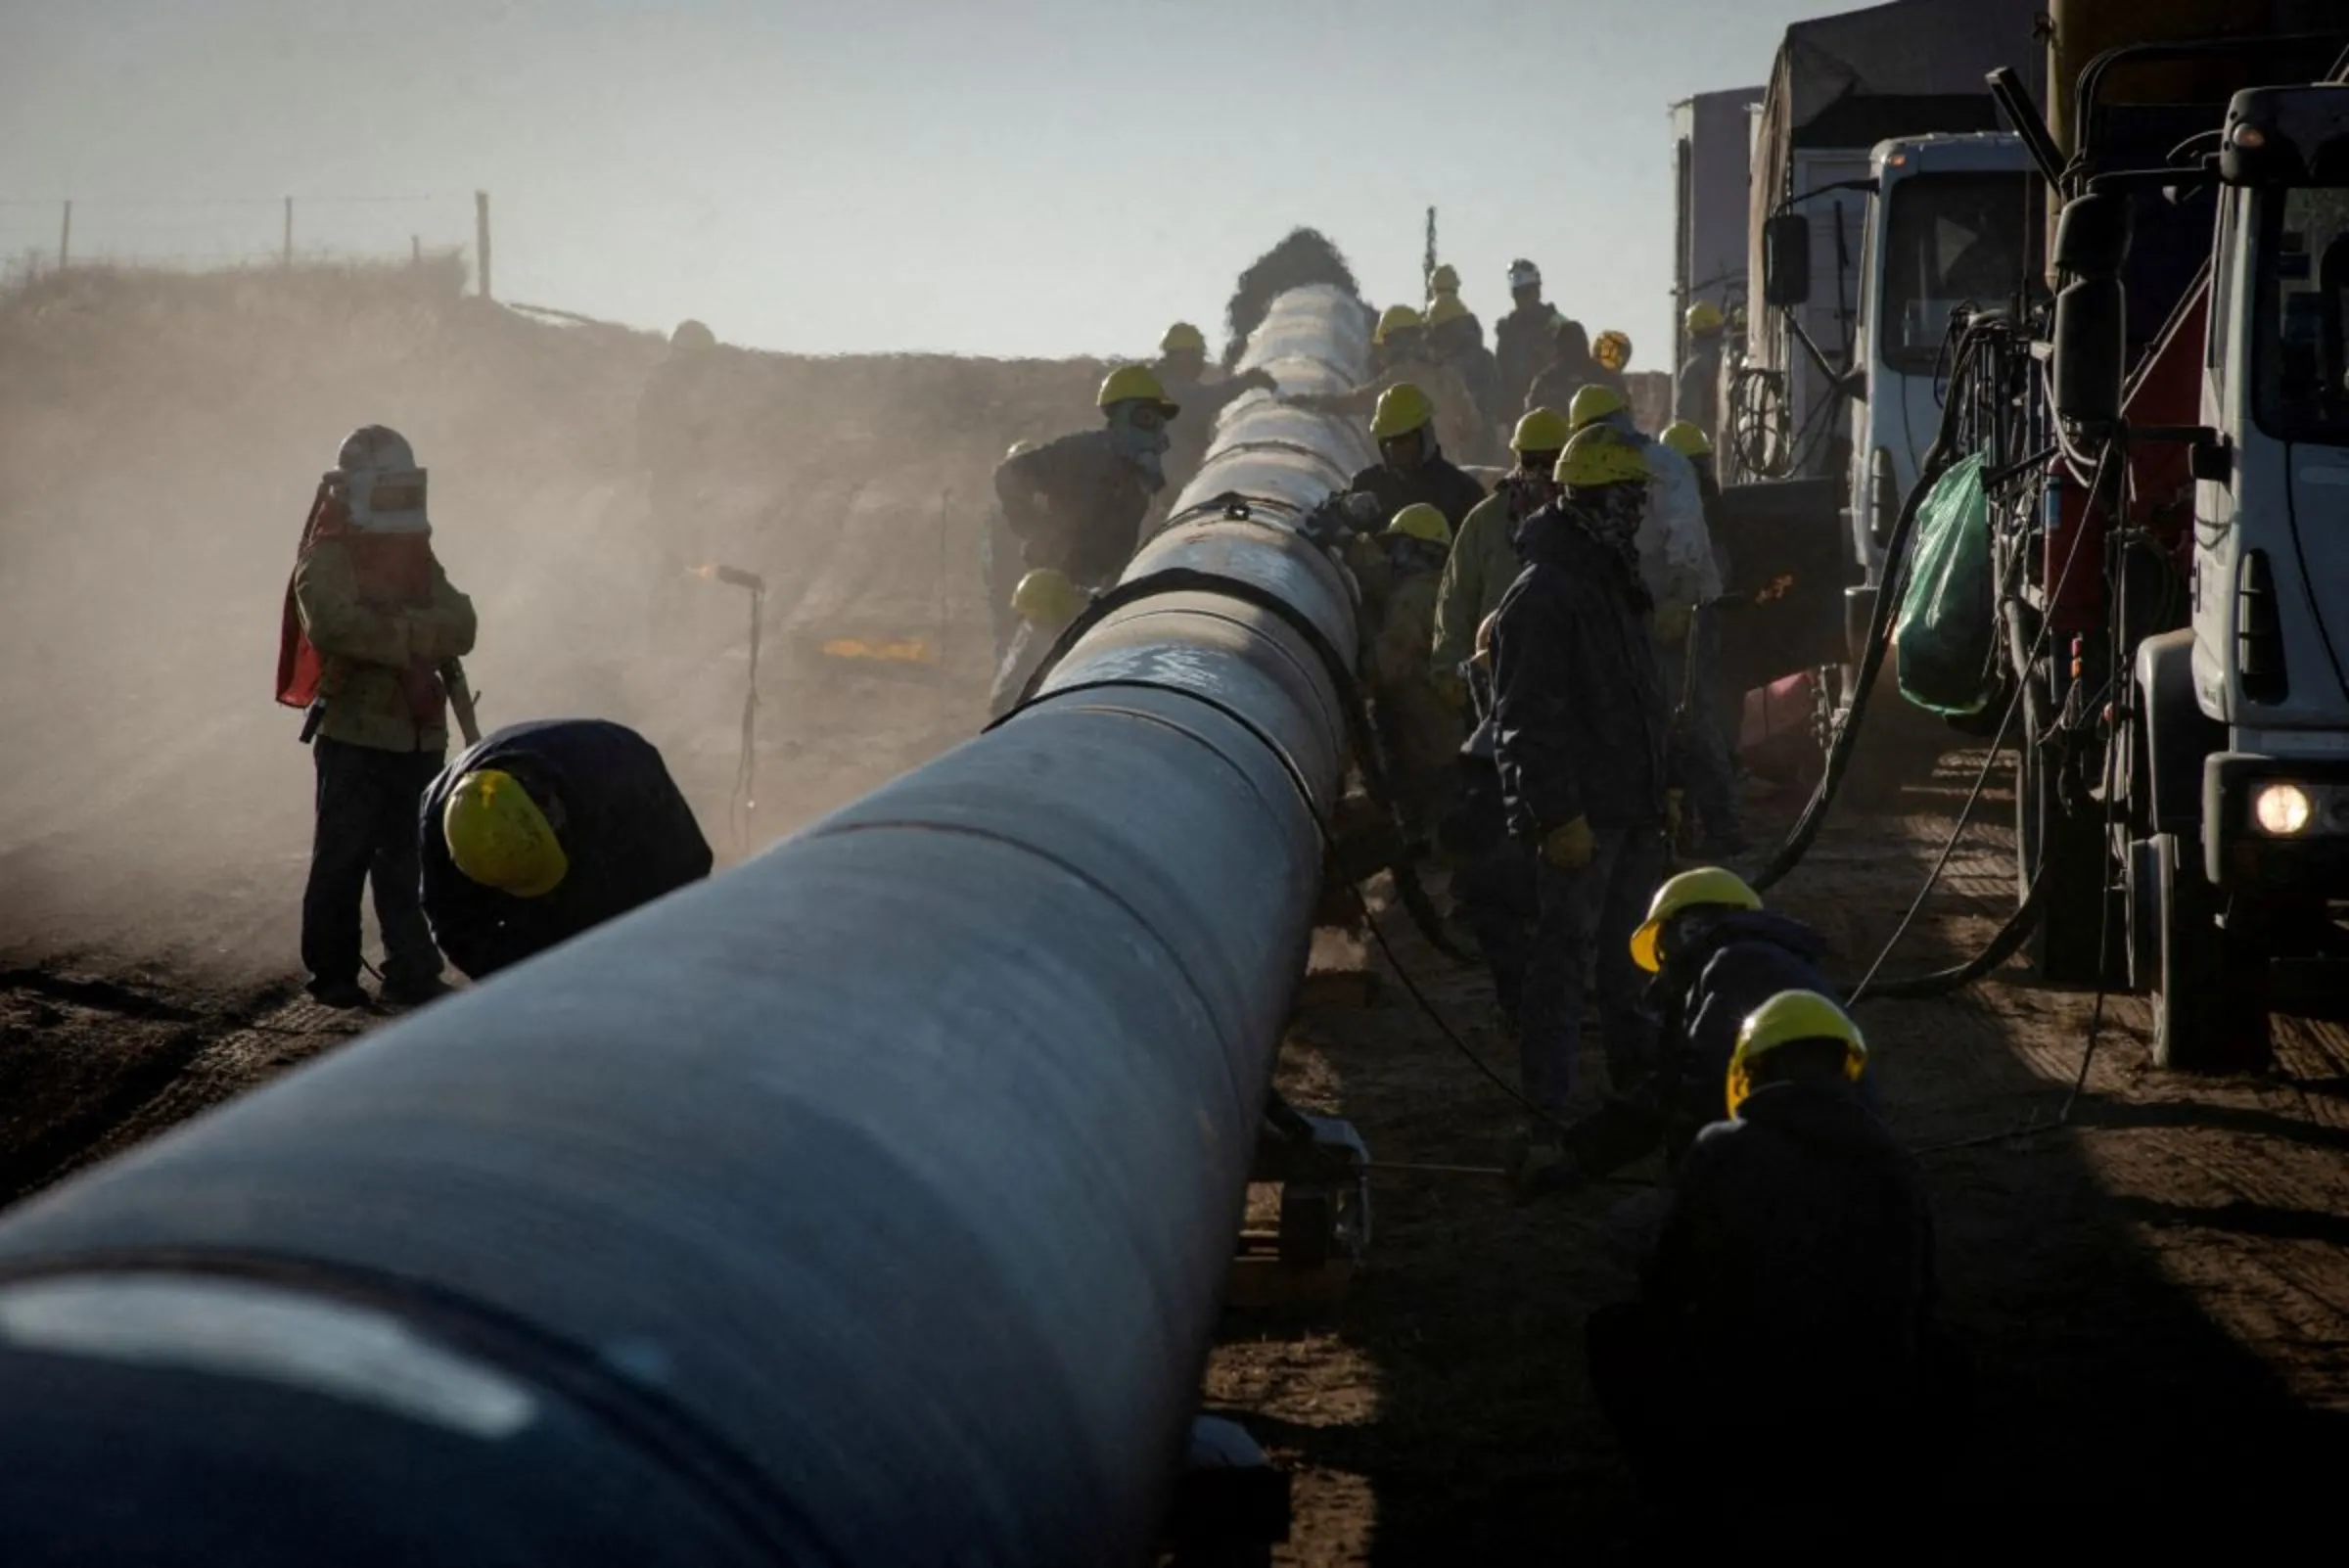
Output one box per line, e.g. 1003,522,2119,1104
0,259,1104,977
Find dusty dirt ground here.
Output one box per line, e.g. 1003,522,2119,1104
6,264,2349,1561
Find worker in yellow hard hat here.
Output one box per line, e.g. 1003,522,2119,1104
1337,503,1460,846
986,567,1095,720
1482,425,1680,1117
419,718,714,981
987,365,1179,691
1429,405,1570,705
1676,300,1728,440
1424,292,1504,457
1153,320,1275,502
1580,987,1952,1556
1296,374,1489,551
1512,864,1854,1202
1593,328,1635,376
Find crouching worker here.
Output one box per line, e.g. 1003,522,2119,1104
1582,992,1961,1559
1508,866,1849,1196
419,718,714,981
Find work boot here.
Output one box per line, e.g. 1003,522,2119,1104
378,975,454,1009
305,977,373,1011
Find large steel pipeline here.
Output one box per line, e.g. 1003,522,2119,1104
0,285,1373,1566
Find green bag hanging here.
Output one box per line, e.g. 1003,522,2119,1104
1893,454,1996,717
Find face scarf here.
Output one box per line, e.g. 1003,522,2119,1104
1573,484,1652,613
1109,404,1172,493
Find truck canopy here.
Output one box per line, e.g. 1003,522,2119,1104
1759,0,2047,155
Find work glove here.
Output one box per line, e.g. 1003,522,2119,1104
1431,669,1469,713
1653,600,1692,644
1541,815,1596,871
1343,491,1385,529
1504,1130,1588,1207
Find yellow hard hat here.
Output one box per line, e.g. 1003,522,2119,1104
1683,300,1726,338
1511,406,1572,456
1727,990,1866,1118
1567,383,1628,432
1553,425,1648,489
1160,321,1207,354
1660,419,1713,460
1593,329,1634,373
1098,363,1180,417
1370,382,1436,441
1429,263,1461,294
1011,567,1088,627
442,769,568,899
1385,502,1452,547
1373,303,1423,346
1630,866,1763,973
671,319,716,353
1425,293,1470,328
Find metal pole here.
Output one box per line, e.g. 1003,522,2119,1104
0,284,1373,1565
57,200,69,269
282,196,293,266
476,189,492,299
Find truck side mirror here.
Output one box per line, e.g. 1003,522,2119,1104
1763,213,1812,307
2052,193,2132,278
2053,276,2125,428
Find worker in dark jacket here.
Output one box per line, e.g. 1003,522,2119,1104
1334,384,1487,536
1442,612,1537,1039
1493,258,1560,415
419,718,714,981
988,365,1179,661
1490,425,1678,1113
1524,317,1623,417
1155,321,1274,501
1583,991,1951,1559
1510,866,1852,1196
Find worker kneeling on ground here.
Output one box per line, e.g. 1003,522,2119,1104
1488,425,1680,1116
987,567,1092,721
1303,382,1487,544
1580,991,1960,1558
281,425,478,1011
420,718,714,981
1345,504,1460,846
1508,866,1850,1198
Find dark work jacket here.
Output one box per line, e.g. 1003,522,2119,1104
1494,302,1558,414
1643,1078,1938,1416
993,429,1151,589
419,719,714,980
1490,502,1673,838
1344,456,1487,535
1525,355,1625,418
1565,909,1840,1177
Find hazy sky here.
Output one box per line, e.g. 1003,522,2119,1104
2,0,1836,362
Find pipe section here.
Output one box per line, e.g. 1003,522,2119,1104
0,283,1372,1566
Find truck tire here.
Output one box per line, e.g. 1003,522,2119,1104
2148,832,2272,1072
2016,701,2114,985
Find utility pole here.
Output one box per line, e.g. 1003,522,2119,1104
57,200,70,269
1422,207,1437,294
282,197,293,266
411,234,422,267
475,190,492,300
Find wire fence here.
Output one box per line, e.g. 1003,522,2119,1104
0,193,492,294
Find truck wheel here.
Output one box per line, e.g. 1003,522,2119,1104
2149,832,2272,1072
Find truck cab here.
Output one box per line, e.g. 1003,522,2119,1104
1846,134,2036,587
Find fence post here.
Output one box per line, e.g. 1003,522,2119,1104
58,201,70,269
475,191,492,300
412,234,422,267
282,197,293,266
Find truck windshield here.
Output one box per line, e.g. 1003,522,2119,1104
2253,187,2349,447
1878,173,2028,371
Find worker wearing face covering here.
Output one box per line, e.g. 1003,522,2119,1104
992,365,1178,596
277,424,478,1010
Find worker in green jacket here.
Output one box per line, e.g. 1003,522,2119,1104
1428,406,1569,709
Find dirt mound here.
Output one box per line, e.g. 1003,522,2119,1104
0,260,1102,976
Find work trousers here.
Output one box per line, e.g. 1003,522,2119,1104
1517,827,1666,1113
1658,623,1742,851
300,737,445,992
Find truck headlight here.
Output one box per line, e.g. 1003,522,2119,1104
2253,782,2314,835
